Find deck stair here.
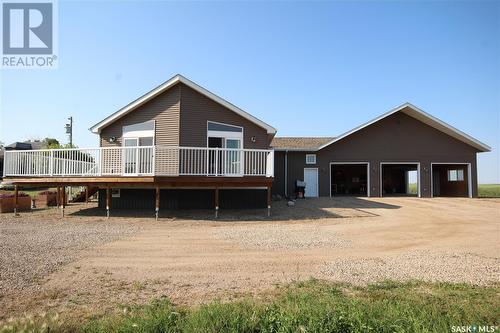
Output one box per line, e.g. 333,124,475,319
70,186,98,203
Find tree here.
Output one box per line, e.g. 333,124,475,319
44,137,61,149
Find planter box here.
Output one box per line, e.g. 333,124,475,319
36,193,57,207
0,196,32,213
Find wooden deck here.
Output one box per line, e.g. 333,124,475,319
2,176,274,218
2,176,273,188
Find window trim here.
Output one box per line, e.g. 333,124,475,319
305,154,317,165
123,120,155,140
206,121,244,147
448,169,464,182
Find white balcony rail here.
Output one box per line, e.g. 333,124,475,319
3,146,274,178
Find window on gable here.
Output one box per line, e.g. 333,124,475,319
448,169,464,182
207,121,242,133
306,154,316,165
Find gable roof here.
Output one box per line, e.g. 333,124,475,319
271,137,335,151
89,74,277,134
316,102,491,152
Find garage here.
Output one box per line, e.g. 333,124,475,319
330,163,369,196
431,163,471,197
381,163,419,197
272,104,490,198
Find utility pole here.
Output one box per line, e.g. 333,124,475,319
65,117,73,147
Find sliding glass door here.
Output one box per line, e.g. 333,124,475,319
123,137,154,175
123,138,139,175
225,138,242,175
206,137,242,176
206,121,243,176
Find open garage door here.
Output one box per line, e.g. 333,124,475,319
381,163,420,197
330,163,369,197
431,164,470,197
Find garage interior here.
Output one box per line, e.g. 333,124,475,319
432,164,469,197
330,164,368,196
381,164,419,196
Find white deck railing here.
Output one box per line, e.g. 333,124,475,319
2,146,274,178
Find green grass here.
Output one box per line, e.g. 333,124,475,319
407,183,418,195
400,184,499,197
0,187,54,198
2,280,498,333
478,184,500,198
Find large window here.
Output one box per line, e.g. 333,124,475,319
207,121,243,149
122,121,155,175
448,169,464,182
122,120,155,142
207,121,243,175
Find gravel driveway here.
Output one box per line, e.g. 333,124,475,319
320,250,500,285
213,223,351,249
0,197,498,322
0,207,140,298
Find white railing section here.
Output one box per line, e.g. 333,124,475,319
3,146,274,178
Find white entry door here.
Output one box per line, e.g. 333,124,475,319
304,168,319,197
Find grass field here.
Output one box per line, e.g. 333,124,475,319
408,183,418,194
2,280,498,333
403,184,499,197
478,184,500,197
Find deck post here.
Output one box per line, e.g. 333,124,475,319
267,185,272,217
61,186,65,217
85,186,89,205
56,186,60,208
214,187,219,219
155,186,160,220
106,186,111,219
14,185,19,216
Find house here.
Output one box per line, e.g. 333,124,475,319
2,75,276,217
1,75,491,217
4,140,47,151
272,103,490,198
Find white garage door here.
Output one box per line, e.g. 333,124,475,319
304,168,319,197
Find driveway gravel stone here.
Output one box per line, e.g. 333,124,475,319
320,250,500,285
0,197,498,322
213,223,351,249
0,210,140,296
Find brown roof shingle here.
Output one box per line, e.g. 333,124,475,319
271,137,335,150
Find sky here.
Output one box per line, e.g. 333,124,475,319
1,1,499,183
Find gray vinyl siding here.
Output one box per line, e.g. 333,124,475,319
99,83,272,150
179,83,270,149
272,151,285,195
273,109,479,198
99,84,181,147
316,110,478,198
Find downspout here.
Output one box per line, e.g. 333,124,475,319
284,150,288,197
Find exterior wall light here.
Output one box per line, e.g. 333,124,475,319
251,136,256,143
109,136,117,143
